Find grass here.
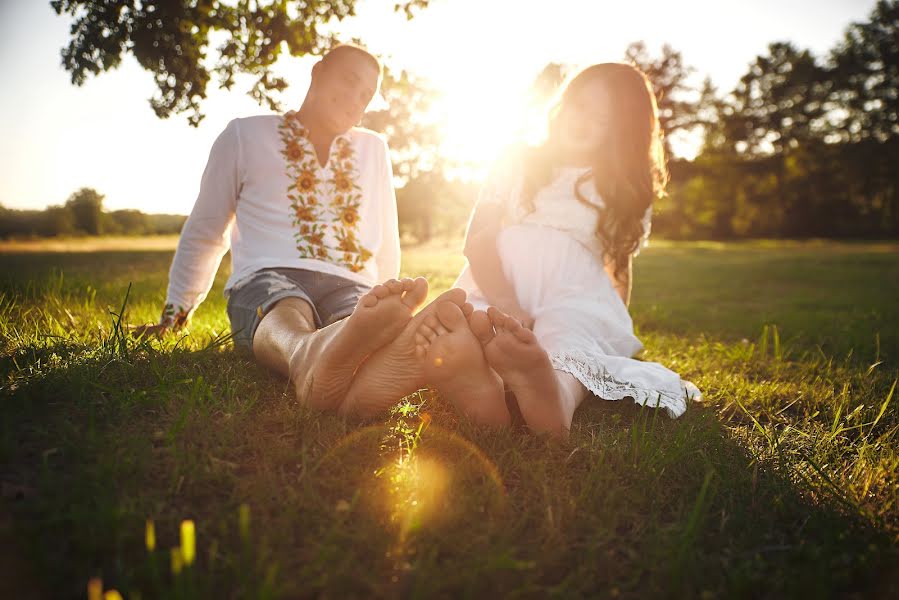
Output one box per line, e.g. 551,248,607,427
0,238,897,599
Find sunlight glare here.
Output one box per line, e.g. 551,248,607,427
384,454,449,540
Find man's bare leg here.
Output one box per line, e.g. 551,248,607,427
414,304,508,426
477,307,570,438
340,288,468,419
253,277,429,411
252,296,316,377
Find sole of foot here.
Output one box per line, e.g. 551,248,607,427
480,306,568,438
416,302,508,426
340,287,468,418
293,277,429,411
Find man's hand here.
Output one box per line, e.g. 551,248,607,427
128,323,171,339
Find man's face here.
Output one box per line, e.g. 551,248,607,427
311,51,380,134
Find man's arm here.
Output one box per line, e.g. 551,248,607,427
152,119,242,333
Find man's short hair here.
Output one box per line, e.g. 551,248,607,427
321,44,382,79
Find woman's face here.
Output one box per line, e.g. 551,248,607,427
555,79,613,163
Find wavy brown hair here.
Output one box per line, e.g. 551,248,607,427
520,63,667,277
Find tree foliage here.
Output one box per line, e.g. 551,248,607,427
51,0,430,125
361,67,443,183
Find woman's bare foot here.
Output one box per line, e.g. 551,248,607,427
415,303,508,426
291,277,429,411
340,288,468,418
478,307,569,437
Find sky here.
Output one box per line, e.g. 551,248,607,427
0,0,879,215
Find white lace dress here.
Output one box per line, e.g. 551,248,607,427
454,164,701,418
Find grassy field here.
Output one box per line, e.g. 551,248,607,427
1,238,897,599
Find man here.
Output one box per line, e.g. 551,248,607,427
138,44,465,416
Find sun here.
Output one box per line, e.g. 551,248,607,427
428,74,550,180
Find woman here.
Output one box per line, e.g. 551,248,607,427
415,63,701,438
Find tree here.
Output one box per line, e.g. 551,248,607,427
831,0,899,143
65,187,105,235
727,42,831,157
528,62,568,107
830,0,899,234
51,0,431,125
361,67,444,183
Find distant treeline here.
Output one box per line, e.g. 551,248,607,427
0,188,186,239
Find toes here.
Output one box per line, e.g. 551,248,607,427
369,284,390,299
402,277,429,309
503,316,523,334
384,279,404,294
512,325,536,344
409,287,466,327
423,313,440,331
359,290,380,308
487,306,507,329
468,310,495,344
435,302,469,332
419,323,438,342
461,302,474,317
437,287,467,308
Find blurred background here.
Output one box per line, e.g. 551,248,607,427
0,0,896,244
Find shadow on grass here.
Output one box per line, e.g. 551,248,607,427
2,336,897,598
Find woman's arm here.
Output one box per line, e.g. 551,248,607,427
463,202,533,328
603,253,633,307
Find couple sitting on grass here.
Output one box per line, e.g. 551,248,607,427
141,44,700,438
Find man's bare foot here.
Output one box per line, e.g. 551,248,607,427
415,303,508,426
340,287,468,418
479,307,568,437
291,277,429,411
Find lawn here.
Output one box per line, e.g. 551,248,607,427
1,238,897,599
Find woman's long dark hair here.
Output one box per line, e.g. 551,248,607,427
520,63,667,277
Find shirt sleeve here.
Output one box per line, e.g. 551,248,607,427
160,119,241,329
374,136,401,282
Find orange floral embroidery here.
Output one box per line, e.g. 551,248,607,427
160,303,192,330
333,172,353,193
285,140,304,161
339,207,360,227
279,111,372,273
294,205,316,222
296,169,317,193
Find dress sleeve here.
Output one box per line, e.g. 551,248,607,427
477,146,522,209
160,119,241,329
374,136,401,282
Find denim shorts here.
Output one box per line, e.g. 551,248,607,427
226,268,372,352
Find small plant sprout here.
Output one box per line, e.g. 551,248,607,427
170,547,183,575
87,578,103,600
239,504,251,542
145,519,156,552
180,520,196,566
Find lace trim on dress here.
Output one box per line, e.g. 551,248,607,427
548,349,692,418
